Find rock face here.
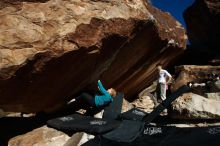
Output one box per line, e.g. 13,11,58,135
132,82,157,113
8,126,70,146
0,0,186,113
131,95,155,113
184,0,220,56
171,65,220,92
171,93,220,119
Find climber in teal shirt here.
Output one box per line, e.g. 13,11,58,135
95,80,114,107
72,80,117,110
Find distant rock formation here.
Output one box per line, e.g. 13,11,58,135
0,0,186,113
184,0,220,62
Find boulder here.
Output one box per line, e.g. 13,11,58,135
205,92,220,101
131,94,155,113
171,93,220,120
171,65,220,92
8,126,70,146
0,0,186,113
184,0,220,55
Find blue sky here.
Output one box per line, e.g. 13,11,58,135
150,0,195,28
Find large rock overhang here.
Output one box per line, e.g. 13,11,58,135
0,0,187,112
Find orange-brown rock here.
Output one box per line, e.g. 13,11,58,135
0,0,186,113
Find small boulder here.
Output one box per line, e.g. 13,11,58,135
8,126,70,146
131,95,155,113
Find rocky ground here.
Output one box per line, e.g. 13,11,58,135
0,0,220,146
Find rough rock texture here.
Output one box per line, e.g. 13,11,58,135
0,0,186,113
171,65,220,92
64,133,84,146
132,83,157,113
171,93,220,119
122,81,156,113
122,98,134,113
205,92,220,101
184,0,220,56
8,126,70,146
131,95,154,113
138,80,157,94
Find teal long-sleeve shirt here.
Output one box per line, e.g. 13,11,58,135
94,80,113,107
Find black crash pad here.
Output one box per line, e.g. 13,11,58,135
102,92,124,120
118,108,147,121
102,120,145,143
47,114,121,135
83,126,220,146
47,93,124,135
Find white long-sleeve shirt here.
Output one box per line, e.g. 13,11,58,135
158,69,172,84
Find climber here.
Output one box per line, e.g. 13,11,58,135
156,64,172,101
68,80,117,113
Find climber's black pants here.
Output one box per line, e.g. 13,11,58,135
76,92,96,107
